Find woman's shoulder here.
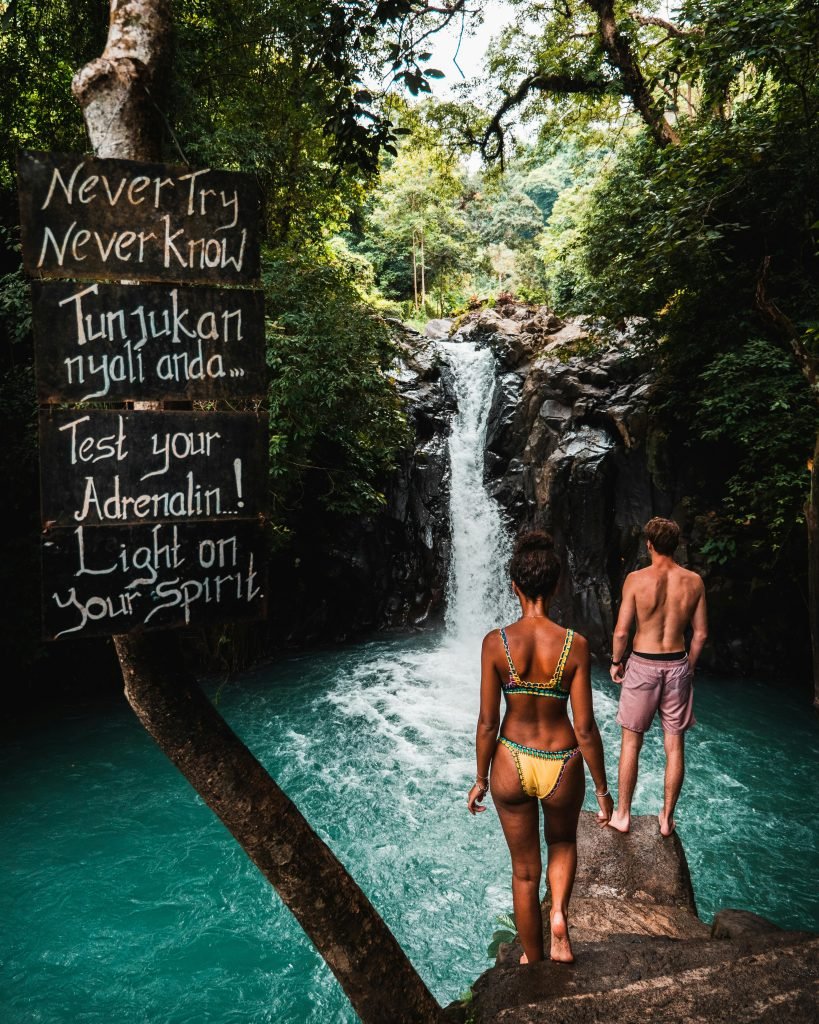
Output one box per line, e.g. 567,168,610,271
481,627,505,650
566,628,589,652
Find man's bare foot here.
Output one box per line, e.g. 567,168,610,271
607,809,630,833
549,910,574,963
519,952,528,965
658,811,676,836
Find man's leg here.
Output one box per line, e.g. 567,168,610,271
608,727,643,833
659,731,684,836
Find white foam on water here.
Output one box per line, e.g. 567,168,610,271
305,340,525,825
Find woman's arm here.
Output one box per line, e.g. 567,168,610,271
467,631,502,815
568,634,614,825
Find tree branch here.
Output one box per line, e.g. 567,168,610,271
476,72,608,165
629,10,705,39
755,255,818,396
585,0,679,147
477,1,682,163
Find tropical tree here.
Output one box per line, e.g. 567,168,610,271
360,140,475,311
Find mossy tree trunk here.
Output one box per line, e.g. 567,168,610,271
72,3,442,1021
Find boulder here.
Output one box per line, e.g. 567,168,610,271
444,813,818,1024
711,909,783,940
424,317,453,340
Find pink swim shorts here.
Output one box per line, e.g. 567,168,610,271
616,653,696,735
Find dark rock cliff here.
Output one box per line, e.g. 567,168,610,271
445,300,809,679
378,325,455,628
450,303,677,661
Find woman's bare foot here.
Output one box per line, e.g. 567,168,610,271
658,811,676,836
607,809,630,833
519,952,528,965
549,910,574,963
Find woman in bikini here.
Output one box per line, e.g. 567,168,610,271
467,531,613,964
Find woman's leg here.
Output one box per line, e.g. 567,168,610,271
492,745,544,963
494,796,543,962
542,753,584,962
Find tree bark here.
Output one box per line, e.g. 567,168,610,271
72,0,171,159
71,3,443,1021
114,633,443,1023
412,232,419,310
585,0,679,148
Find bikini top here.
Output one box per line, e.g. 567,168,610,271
499,627,574,700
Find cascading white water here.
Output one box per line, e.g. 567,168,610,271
439,340,519,643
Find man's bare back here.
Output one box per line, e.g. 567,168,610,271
608,517,708,838
625,563,706,654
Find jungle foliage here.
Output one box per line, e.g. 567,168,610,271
477,0,819,577
0,0,453,680
2,0,818,681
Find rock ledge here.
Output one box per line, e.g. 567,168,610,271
444,813,818,1023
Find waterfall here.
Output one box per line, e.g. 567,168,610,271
439,340,518,643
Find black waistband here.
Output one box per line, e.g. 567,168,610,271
632,650,687,661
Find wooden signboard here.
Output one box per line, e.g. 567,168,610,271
19,151,269,638
39,410,268,529
33,281,267,402
17,151,261,285
41,519,267,639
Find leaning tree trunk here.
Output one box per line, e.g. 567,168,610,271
71,3,442,1021
113,633,442,1023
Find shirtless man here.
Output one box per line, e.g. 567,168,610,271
608,517,708,836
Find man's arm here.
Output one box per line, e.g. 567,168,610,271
688,581,708,672
610,574,637,683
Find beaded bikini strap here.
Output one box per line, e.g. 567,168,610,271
499,628,519,681
553,629,574,687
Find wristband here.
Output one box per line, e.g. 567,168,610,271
610,659,623,666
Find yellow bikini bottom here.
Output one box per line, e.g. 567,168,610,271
498,738,580,799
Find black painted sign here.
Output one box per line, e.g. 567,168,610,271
42,519,267,639
33,281,266,402
18,151,261,285
40,410,268,529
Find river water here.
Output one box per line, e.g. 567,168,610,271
3,341,818,1023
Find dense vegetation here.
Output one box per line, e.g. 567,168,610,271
1,0,817,691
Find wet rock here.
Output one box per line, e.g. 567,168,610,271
444,813,818,1024
485,372,526,475
424,318,453,340
378,343,455,628
711,909,783,940
459,305,679,661
538,399,572,427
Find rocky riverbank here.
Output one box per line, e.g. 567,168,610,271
442,812,818,1023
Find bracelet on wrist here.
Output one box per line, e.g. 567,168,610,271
596,789,610,798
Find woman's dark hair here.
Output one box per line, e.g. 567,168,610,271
509,531,561,600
